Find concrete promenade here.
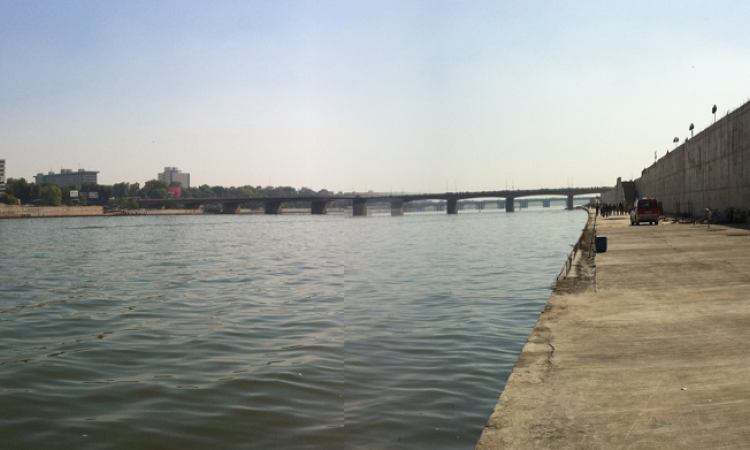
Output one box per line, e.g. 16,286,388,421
476,211,750,449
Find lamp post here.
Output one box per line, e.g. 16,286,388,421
689,123,694,138
712,104,717,123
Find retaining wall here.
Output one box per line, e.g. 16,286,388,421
601,177,626,205
0,205,103,218
635,100,750,217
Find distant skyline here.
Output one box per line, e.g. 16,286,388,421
3,1,750,192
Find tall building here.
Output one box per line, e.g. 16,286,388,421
0,159,5,192
158,167,190,188
35,169,99,187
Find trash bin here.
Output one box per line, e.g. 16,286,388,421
595,236,607,253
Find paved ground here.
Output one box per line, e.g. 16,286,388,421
475,212,750,449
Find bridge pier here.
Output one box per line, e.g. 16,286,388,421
311,200,329,215
353,198,368,216
505,197,515,212
265,201,283,215
446,199,458,214
566,195,574,210
222,202,241,214
543,200,551,208
390,199,404,216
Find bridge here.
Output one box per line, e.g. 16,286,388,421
404,197,590,212
136,187,609,216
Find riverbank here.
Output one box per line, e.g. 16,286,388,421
0,204,351,218
0,204,104,218
476,211,750,449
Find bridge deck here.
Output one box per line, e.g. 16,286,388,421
136,187,610,207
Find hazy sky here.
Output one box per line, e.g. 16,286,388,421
3,1,750,192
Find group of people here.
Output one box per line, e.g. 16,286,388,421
596,202,628,217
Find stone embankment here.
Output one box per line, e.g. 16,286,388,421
0,204,104,218
476,211,750,449
600,98,750,219
0,205,210,218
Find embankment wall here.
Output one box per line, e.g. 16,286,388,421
600,177,627,205
128,209,204,215
634,100,750,217
0,205,212,218
0,204,103,218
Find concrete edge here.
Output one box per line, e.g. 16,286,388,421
474,208,597,449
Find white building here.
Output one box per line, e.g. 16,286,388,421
0,159,5,192
35,168,99,188
158,167,190,188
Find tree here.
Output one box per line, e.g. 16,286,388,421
98,185,113,202
182,187,201,199
81,181,99,193
199,184,216,197
5,178,33,204
139,179,169,199
60,185,71,204
112,197,139,209
31,183,41,202
113,182,129,199
0,193,19,205
39,185,63,206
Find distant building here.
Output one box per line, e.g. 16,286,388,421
0,159,5,192
35,168,99,188
158,167,190,188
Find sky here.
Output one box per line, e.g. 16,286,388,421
3,0,750,193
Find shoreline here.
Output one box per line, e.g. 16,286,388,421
475,208,598,449
0,205,350,219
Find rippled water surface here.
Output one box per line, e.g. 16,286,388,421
0,208,586,449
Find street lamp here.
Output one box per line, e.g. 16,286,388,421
712,104,717,123
689,123,695,137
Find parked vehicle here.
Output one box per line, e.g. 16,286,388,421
630,197,660,225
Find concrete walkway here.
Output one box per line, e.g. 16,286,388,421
475,212,750,449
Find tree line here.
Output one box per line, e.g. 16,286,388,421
1,178,338,209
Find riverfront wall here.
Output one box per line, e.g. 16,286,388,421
600,177,637,207
0,204,103,218
0,205,211,218
633,99,750,217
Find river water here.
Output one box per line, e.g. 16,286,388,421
0,207,586,449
